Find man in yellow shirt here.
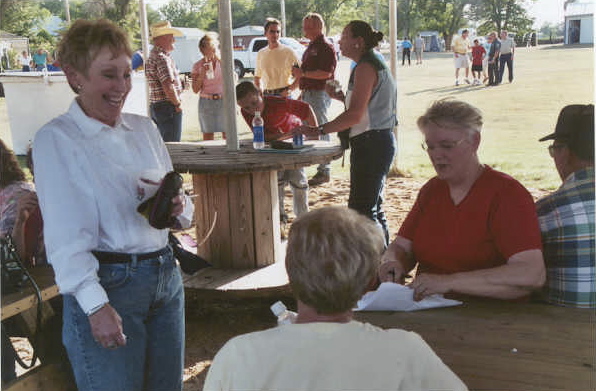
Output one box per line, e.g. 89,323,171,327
452,29,471,86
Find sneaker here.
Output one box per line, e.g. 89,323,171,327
464,78,471,84
308,171,330,187
455,79,460,86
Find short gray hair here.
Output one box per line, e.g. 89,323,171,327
285,207,385,314
417,98,483,136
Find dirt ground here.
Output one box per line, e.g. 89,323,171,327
181,175,549,390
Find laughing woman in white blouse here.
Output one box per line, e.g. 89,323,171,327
33,19,193,391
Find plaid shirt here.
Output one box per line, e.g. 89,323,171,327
536,166,595,308
145,45,182,104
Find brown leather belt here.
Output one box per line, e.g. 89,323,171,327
200,93,222,100
264,86,290,95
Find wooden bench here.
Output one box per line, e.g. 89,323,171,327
2,267,75,391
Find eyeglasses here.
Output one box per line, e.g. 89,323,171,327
548,144,566,157
421,138,466,152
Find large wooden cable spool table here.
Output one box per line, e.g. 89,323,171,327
167,141,344,270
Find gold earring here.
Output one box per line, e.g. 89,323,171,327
77,84,83,93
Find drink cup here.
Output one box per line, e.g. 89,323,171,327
326,79,341,93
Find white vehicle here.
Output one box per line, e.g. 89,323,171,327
232,37,305,78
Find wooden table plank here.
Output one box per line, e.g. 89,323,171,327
355,299,595,391
2,267,59,321
167,140,344,174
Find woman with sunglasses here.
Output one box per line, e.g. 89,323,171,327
379,99,545,301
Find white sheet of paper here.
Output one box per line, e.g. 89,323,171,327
355,282,463,312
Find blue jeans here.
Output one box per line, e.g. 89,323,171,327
349,129,396,244
498,53,513,83
302,89,331,174
150,101,183,142
62,247,185,391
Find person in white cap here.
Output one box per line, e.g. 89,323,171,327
145,21,184,142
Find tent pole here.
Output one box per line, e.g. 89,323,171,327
219,0,239,151
139,0,151,116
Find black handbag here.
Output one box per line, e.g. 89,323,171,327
338,129,351,150
1,234,42,369
168,232,211,275
1,235,29,295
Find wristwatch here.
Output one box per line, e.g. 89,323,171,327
317,125,325,135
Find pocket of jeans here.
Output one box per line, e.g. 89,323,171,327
98,263,131,290
152,102,175,120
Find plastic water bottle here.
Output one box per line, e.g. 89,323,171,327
252,111,265,149
270,301,297,325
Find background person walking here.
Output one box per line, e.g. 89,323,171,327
452,29,471,86
498,30,515,83
145,21,184,142
191,33,226,141
402,36,412,66
414,34,425,64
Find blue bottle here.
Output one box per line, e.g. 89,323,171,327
252,111,265,149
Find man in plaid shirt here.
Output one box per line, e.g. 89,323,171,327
537,104,595,308
145,21,184,142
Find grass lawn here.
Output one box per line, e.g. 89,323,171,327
178,43,593,191
2,44,593,191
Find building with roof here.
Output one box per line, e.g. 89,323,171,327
564,0,594,44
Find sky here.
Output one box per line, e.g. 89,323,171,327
144,0,567,28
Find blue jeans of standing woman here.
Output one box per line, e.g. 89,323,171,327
150,101,183,142
349,129,396,245
62,247,185,391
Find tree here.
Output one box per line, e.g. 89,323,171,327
468,0,535,36
0,0,56,48
415,0,470,48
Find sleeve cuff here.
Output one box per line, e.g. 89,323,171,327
74,282,109,315
177,193,194,229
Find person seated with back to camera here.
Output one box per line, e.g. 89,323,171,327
379,98,546,301
203,206,468,391
536,104,595,308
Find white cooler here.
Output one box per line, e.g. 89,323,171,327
0,71,148,154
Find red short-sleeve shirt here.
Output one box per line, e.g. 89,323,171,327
398,166,542,274
242,96,310,141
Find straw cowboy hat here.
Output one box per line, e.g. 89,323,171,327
150,21,183,39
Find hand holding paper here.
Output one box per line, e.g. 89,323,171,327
355,282,463,312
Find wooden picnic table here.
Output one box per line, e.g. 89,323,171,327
167,140,344,270
354,297,595,391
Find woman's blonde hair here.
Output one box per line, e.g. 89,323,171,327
58,19,132,77
417,98,483,136
285,207,385,314
199,33,219,56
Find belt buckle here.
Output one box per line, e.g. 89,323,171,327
212,94,221,100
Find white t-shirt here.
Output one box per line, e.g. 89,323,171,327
204,321,468,391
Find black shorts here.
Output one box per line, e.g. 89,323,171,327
472,64,483,72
